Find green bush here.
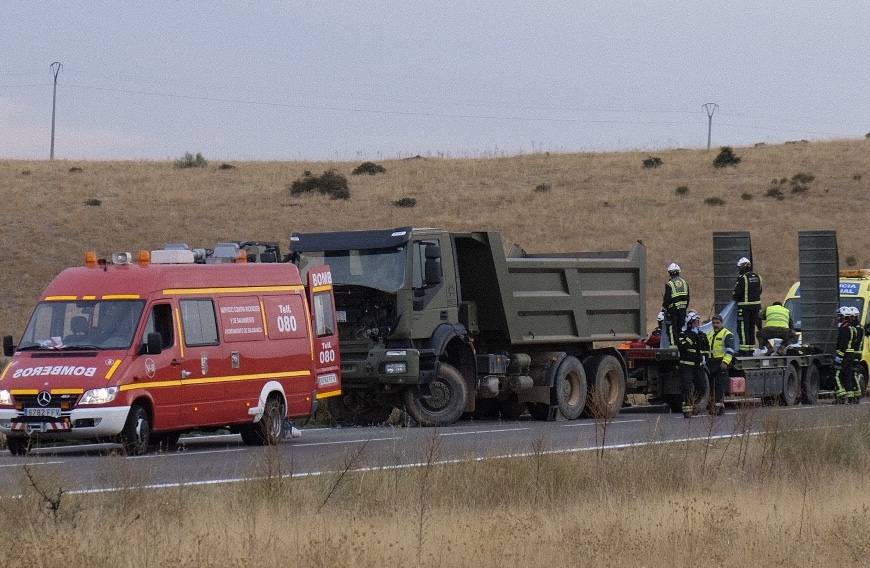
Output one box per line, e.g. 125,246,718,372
765,187,785,200
352,162,386,175
741,193,753,200
534,183,551,193
393,197,417,208
704,197,725,206
853,174,862,181
642,156,663,169
83,198,102,207
175,152,208,169
790,172,814,193
674,186,689,197
290,169,350,200
713,147,741,168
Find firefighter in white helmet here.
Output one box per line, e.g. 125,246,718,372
833,306,858,403
846,306,865,402
732,257,762,355
662,263,689,347
677,311,709,418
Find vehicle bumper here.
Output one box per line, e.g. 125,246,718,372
0,406,131,439
340,348,435,386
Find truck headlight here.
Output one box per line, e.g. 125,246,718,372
0,390,12,406
79,387,119,405
384,362,407,375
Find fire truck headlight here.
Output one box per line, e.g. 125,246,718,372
79,387,119,405
0,390,12,406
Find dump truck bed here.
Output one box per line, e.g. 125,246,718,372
453,232,646,346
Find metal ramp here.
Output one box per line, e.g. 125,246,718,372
798,230,839,354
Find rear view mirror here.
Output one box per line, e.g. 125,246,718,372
424,245,441,260
424,258,442,286
143,333,163,355
3,335,14,357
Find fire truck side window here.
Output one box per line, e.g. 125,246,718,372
180,299,220,346
142,304,174,349
313,292,335,337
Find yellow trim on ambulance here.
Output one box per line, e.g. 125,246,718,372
316,389,342,400
162,285,305,295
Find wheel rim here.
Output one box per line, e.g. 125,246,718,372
134,414,148,450
602,367,620,407
422,378,452,412
268,402,284,439
561,370,582,407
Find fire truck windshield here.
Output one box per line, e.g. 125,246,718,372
18,300,146,351
299,247,406,292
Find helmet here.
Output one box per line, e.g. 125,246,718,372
685,310,700,325
837,306,851,318
848,306,861,317
667,262,681,274
656,310,665,323
737,257,751,268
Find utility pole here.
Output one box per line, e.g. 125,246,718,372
702,102,718,151
49,61,62,160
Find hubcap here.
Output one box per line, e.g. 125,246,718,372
562,371,582,407
423,379,451,411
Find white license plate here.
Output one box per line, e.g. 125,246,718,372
24,407,61,418
336,310,347,323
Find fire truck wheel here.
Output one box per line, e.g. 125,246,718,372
119,404,151,456
6,436,30,456
554,356,587,420
403,362,468,426
241,395,285,446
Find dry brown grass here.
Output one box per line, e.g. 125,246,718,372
1,139,869,336
2,409,870,567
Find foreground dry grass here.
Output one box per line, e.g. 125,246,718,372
2,409,870,567
1,139,869,334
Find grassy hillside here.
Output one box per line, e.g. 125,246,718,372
1,139,869,336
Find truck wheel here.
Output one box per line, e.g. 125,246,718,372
6,437,30,456
403,362,467,426
118,404,151,456
780,365,800,406
802,365,820,405
554,356,587,420
241,395,285,446
583,354,626,418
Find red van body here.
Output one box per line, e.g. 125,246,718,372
0,258,340,455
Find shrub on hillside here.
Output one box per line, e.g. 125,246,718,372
20,170,30,176
674,185,689,197
789,172,815,193
352,161,386,175
853,174,862,181
713,147,741,168
290,169,350,200
393,197,417,208
704,197,725,206
765,187,785,200
218,163,236,170
69,167,83,173
175,152,208,169
534,183,551,193
642,156,663,169
846,256,858,267
741,192,753,201
83,198,102,207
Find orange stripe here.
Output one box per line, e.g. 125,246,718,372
316,389,342,400
175,306,185,358
259,298,269,335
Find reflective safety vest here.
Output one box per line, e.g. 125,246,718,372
733,271,762,307
707,327,735,365
763,305,790,329
848,324,864,358
665,277,689,310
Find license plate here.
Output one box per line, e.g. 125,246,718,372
336,310,347,323
25,407,61,418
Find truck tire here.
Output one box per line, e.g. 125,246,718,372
780,365,800,406
802,364,820,405
554,356,587,420
583,354,626,418
240,395,284,446
118,404,151,456
6,437,29,456
403,362,467,426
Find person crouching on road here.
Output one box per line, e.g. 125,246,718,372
678,311,709,418
733,257,762,356
663,263,689,347
833,307,858,404
706,315,734,416
847,306,865,402
758,301,794,355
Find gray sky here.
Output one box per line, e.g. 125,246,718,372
2,1,868,160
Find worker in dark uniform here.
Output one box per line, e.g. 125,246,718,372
833,307,857,404
677,311,709,418
847,306,865,402
758,301,794,355
662,263,689,348
706,314,735,415
646,311,664,348
733,257,762,355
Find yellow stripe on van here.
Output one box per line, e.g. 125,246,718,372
10,389,39,395
259,298,269,335
120,380,183,391
44,296,77,301
51,388,84,395
105,359,123,381
175,307,185,358
162,285,305,295
118,370,310,392
316,389,342,400
82,295,97,300
0,362,12,381
102,294,141,300
312,285,332,293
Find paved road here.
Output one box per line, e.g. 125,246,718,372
1,401,868,495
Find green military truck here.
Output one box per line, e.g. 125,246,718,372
290,228,645,426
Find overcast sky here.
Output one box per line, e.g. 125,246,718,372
2,2,868,160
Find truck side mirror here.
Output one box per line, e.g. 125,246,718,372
424,258,442,286
142,332,163,355
3,335,14,357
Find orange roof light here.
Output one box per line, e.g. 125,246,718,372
137,250,150,265
85,250,98,266
235,249,248,264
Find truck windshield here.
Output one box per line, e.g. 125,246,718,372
784,296,865,330
18,300,146,350
299,247,406,292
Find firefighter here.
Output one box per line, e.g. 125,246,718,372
677,311,709,418
706,314,735,415
646,310,665,348
662,263,690,347
847,306,865,402
758,301,794,355
733,257,762,355
833,307,857,404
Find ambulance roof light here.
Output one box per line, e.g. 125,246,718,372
84,250,98,266
111,252,133,265
138,250,150,265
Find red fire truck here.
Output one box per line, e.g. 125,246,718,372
0,248,340,455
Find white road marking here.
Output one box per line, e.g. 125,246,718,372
127,448,247,460
439,427,529,436
294,436,400,447
562,419,646,428
0,461,64,468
